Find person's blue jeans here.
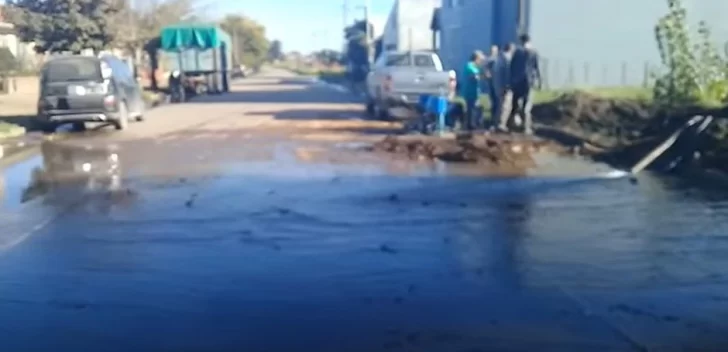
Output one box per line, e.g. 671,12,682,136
488,84,499,126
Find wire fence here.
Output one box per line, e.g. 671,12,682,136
540,58,660,90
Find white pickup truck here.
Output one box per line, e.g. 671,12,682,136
365,51,456,119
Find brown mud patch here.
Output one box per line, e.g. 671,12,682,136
369,134,564,175
533,91,653,149
533,91,728,173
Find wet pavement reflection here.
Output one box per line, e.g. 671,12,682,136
1,140,728,351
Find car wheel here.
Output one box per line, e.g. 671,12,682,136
36,121,57,134
115,102,129,130
365,99,376,116
71,122,86,132
374,101,389,120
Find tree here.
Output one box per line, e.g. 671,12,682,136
109,0,200,56
268,39,283,62
5,0,121,53
652,0,728,106
219,15,269,69
313,50,341,66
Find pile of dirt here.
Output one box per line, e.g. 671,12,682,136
533,91,728,172
370,134,557,171
533,91,653,148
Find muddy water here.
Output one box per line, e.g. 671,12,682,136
1,141,728,351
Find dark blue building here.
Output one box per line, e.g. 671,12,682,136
433,0,528,72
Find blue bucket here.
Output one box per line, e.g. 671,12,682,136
418,94,431,109
426,96,439,114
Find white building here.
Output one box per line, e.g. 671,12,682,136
381,0,441,52
0,7,41,71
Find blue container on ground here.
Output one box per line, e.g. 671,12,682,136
418,94,431,110
426,96,440,115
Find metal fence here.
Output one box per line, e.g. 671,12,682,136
539,58,659,89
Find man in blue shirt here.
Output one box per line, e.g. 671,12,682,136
509,34,541,135
460,50,485,131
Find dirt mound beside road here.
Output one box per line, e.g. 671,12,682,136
532,91,728,173
533,91,653,148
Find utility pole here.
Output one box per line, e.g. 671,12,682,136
232,29,238,66
363,0,371,65
342,0,349,30
127,0,138,77
342,0,349,51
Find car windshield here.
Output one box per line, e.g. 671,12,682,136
44,58,102,82
385,53,435,67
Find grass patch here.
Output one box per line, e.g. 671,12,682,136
448,86,653,122
142,90,165,106
0,121,26,139
471,86,652,108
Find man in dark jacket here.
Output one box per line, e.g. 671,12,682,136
509,34,541,135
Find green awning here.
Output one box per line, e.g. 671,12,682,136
160,24,231,51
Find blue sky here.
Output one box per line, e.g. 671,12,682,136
210,0,394,53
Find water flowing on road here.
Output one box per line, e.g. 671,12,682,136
1,71,727,351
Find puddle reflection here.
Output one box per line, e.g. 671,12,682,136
20,141,136,212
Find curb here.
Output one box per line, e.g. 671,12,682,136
0,92,169,163
0,132,46,167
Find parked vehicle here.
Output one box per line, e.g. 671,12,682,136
157,24,233,97
231,64,248,79
365,50,456,119
35,55,145,132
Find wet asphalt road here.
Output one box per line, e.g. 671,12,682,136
2,69,728,351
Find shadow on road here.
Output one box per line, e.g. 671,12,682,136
191,87,358,104
0,115,117,135
0,115,36,131
245,109,365,121
232,78,312,87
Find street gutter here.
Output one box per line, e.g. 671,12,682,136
0,95,168,165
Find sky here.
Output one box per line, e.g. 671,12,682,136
209,0,394,53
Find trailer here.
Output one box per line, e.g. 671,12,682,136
157,23,232,95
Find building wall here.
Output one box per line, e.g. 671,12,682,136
395,0,441,51
0,26,39,71
381,1,399,51
533,0,728,88
381,0,440,53
438,0,728,88
439,0,503,71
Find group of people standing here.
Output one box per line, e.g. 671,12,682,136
459,34,542,134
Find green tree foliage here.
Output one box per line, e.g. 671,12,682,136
313,49,341,66
653,0,728,106
219,15,269,69
5,0,120,53
268,39,283,61
110,0,200,55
